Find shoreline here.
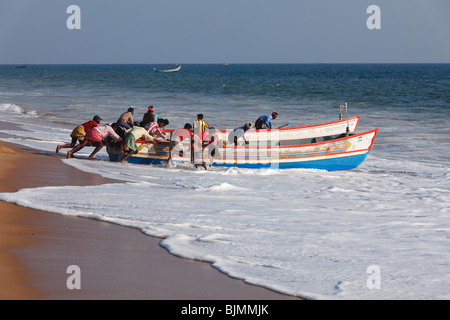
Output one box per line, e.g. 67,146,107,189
0,126,300,300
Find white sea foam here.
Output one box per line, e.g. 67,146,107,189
0,103,26,115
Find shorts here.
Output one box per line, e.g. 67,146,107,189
255,118,267,129
228,128,245,142
85,128,103,142
124,133,138,152
170,138,185,154
70,125,86,141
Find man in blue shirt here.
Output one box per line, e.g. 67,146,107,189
255,111,278,129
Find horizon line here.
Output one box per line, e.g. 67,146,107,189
2,62,450,66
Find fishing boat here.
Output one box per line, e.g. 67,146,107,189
106,116,378,171
213,129,378,170
153,65,181,73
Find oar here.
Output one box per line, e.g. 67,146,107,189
277,123,289,129
344,103,350,136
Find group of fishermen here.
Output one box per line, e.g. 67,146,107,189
55,106,279,167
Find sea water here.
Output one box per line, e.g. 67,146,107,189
0,64,449,299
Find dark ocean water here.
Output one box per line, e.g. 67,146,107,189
1,63,448,116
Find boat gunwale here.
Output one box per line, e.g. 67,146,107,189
258,115,360,132
135,128,379,151
221,128,378,150
143,116,360,135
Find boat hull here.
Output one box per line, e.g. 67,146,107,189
153,65,181,72
106,116,377,171
109,126,378,171
210,129,378,171
213,151,369,171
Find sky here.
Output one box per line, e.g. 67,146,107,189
0,0,449,64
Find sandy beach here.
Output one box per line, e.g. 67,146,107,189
0,121,300,300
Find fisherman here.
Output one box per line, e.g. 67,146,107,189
228,122,252,146
66,123,122,160
145,118,169,140
255,111,278,129
56,115,103,153
117,107,135,129
119,126,155,163
192,125,221,170
192,131,206,170
203,127,222,168
141,106,159,128
167,123,192,165
193,113,209,142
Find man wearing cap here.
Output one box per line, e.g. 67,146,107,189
56,115,103,153
228,122,253,146
255,111,278,130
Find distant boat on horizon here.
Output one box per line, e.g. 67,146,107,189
153,65,181,73
218,63,229,66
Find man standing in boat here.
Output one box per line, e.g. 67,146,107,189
255,111,278,129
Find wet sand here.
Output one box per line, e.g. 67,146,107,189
0,126,300,300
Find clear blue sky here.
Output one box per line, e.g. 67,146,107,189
1,0,449,64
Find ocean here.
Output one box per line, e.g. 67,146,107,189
0,63,449,299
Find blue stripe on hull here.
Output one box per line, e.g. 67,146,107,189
213,153,369,171
114,153,369,171
108,153,170,166
127,157,168,165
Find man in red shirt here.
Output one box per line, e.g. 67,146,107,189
56,115,102,153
